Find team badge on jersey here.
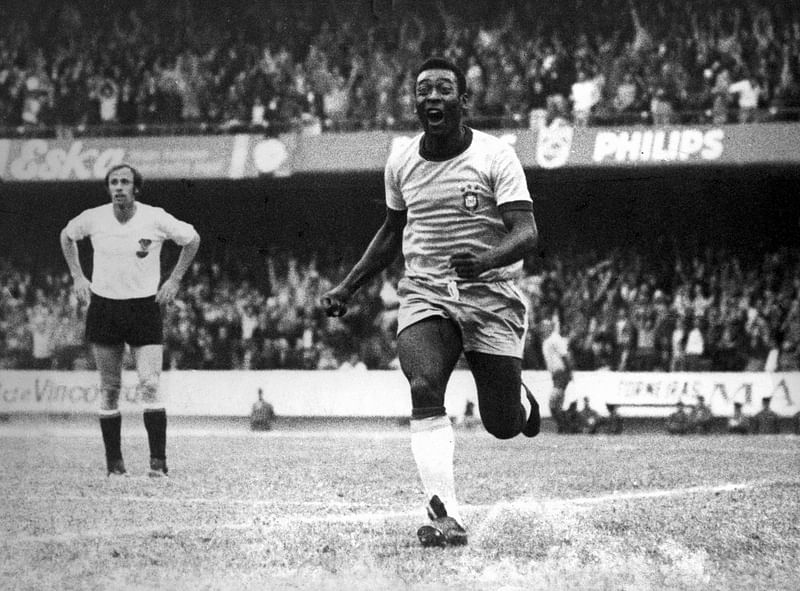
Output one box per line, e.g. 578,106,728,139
460,183,483,213
136,239,152,258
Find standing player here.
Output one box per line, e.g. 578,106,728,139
541,318,574,433
321,57,540,547
60,164,200,477
250,387,275,431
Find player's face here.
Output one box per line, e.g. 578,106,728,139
107,168,137,207
415,68,464,136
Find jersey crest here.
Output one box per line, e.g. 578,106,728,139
137,238,152,258
460,182,483,213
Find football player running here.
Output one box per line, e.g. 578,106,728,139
322,57,541,547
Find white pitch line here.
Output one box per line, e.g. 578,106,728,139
515,480,760,510
0,426,411,440
18,495,372,509
3,479,791,546
466,480,775,541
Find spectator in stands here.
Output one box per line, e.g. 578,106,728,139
771,50,800,121
525,60,548,130
614,307,636,371
569,69,600,127
684,316,707,371
649,86,674,125
709,63,732,125
728,69,763,123
611,72,642,122
96,79,120,126
322,65,356,131
117,79,138,128
670,312,688,371
632,313,658,371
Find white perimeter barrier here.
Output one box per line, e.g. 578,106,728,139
0,370,798,418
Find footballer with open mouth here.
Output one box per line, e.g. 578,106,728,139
415,67,470,159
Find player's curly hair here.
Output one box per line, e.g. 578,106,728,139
415,57,468,97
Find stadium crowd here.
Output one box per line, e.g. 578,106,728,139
3,241,800,372
1,0,799,137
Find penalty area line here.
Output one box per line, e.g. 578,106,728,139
4,479,788,546
468,479,781,541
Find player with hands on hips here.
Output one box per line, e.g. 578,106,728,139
60,163,200,478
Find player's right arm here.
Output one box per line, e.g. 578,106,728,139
59,223,91,305
321,207,406,317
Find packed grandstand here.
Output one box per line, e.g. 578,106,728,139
1,0,799,136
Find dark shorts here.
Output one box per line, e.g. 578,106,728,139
86,293,162,347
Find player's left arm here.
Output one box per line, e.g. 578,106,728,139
450,204,538,279
451,145,537,279
157,220,200,305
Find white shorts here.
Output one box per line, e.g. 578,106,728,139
397,277,528,358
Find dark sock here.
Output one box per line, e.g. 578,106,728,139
99,413,122,465
143,408,167,460
521,383,541,437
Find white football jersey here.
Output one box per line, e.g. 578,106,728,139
64,202,197,299
385,128,531,283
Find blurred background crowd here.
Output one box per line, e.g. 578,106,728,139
1,0,799,137
3,240,800,372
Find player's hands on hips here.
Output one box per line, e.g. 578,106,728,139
156,277,180,305
321,286,351,317
450,252,488,279
72,275,91,305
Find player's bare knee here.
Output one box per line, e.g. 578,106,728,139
137,377,160,405
99,386,121,412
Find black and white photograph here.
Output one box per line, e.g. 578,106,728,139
1,1,799,589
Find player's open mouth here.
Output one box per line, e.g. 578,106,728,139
426,109,444,124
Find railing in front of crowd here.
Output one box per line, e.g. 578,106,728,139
1,106,798,140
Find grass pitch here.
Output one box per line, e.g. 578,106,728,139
1,417,799,590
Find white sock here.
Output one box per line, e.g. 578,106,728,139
410,415,462,524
